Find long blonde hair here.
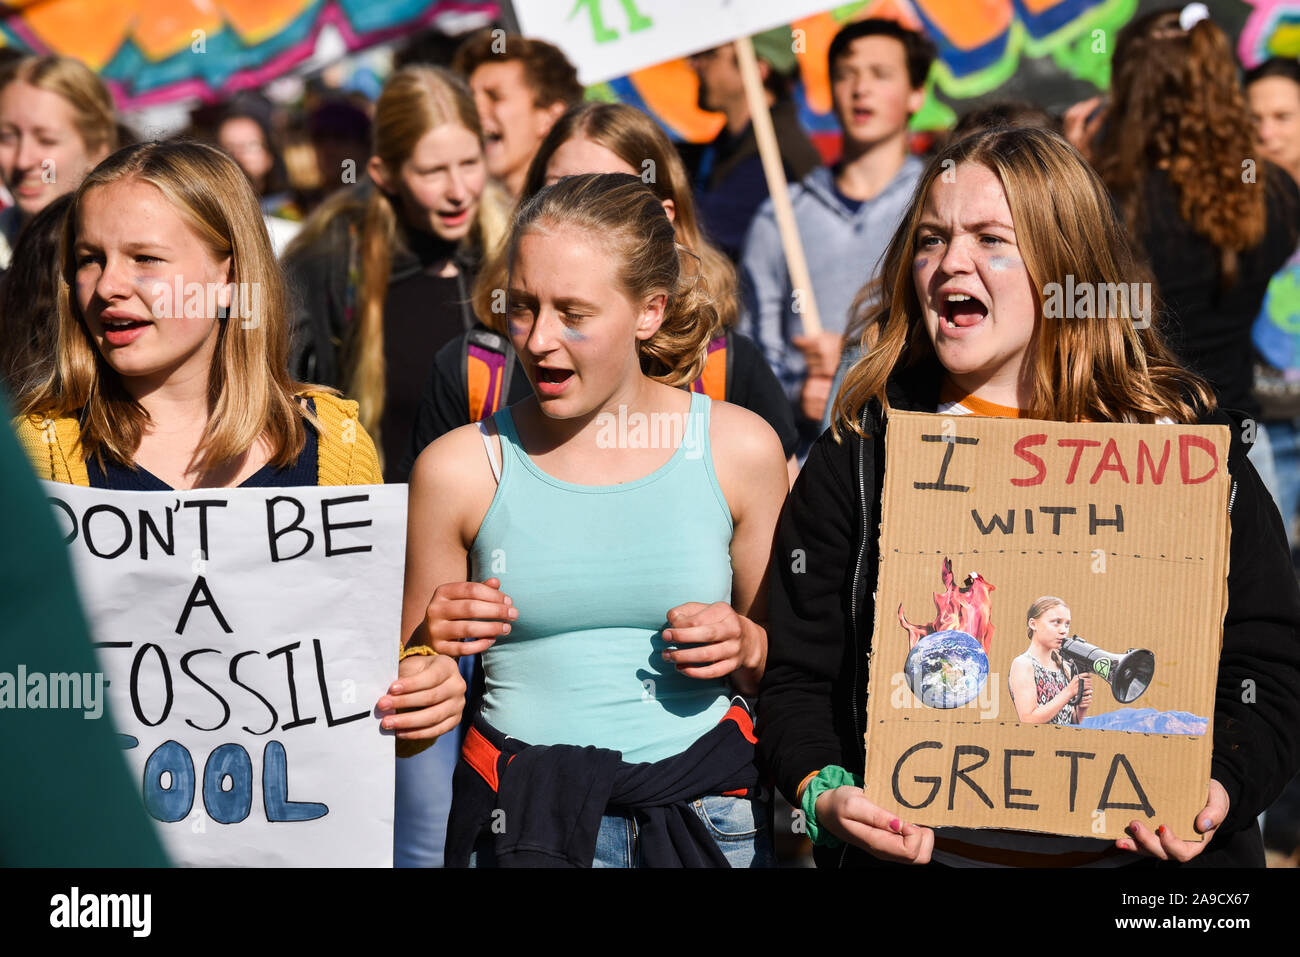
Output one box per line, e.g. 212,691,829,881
832,127,1214,438
0,55,118,158
287,66,507,446
474,101,737,335
509,173,721,386
20,140,307,470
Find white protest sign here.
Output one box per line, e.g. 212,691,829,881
512,0,837,85
46,481,406,867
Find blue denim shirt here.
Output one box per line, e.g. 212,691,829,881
738,157,924,407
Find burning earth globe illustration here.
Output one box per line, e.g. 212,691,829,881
904,630,989,709
899,559,994,709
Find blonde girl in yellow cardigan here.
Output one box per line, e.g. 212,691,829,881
12,140,463,742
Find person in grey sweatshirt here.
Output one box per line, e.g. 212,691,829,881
738,19,934,449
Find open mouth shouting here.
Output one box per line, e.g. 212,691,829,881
937,290,990,333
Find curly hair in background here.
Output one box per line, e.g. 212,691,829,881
1094,8,1266,288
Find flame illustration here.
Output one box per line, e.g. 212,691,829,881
898,557,995,654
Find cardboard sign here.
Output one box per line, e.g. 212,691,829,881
863,412,1231,841
45,482,406,867
512,0,838,85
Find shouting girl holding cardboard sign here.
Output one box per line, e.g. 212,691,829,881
758,126,1300,868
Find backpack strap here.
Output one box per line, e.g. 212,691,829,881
691,333,729,401
723,328,734,398
465,328,514,423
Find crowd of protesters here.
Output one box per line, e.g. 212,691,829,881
2,4,1300,869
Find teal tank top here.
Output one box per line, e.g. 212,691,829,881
469,391,735,763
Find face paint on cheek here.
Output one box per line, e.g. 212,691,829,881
560,325,586,342
987,256,1022,272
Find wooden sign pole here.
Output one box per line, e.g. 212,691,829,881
734,34,822,336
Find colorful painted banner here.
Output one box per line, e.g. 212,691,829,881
1,0,1283,136
1238,0,1300,66
0,0,498,109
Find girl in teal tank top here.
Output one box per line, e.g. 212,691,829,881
470,390,734,762
400,173,789,866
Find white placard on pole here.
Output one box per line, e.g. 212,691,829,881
513,0,838,85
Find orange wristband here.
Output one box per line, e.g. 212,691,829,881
796,769,820,802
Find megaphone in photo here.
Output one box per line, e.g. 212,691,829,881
1060,636,1155,705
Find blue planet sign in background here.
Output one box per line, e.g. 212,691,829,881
903,629,989,709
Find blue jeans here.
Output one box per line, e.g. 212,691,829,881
393,655,477,867
468,793,774,868
686,793,774,868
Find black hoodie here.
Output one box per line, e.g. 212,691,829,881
758,359,1300,867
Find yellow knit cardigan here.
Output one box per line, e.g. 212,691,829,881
11,390,382,486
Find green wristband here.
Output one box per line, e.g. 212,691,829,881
801,765,865,847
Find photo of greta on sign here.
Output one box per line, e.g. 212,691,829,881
866,412,1230,840
1008,596,1165,730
